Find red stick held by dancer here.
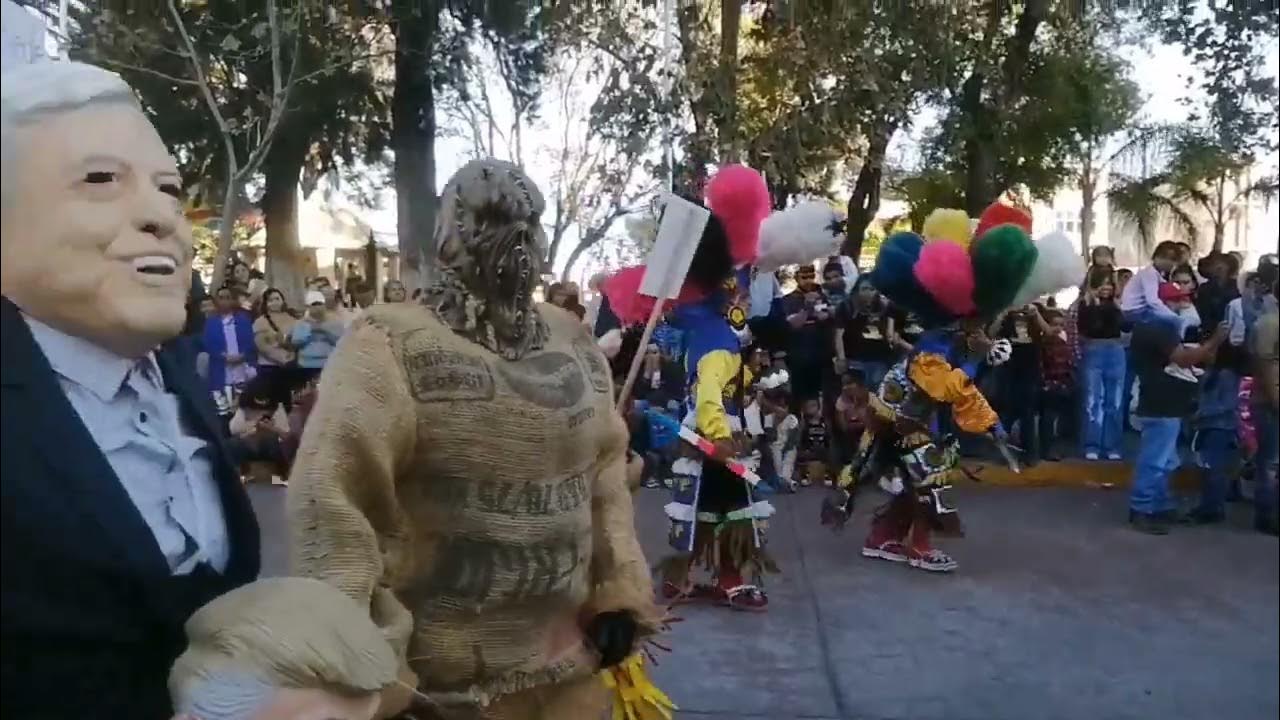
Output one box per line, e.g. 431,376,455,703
645,409,763,487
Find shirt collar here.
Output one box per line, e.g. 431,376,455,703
22,314,161,403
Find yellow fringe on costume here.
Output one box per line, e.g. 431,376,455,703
601,654,677,720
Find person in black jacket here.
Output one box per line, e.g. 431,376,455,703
0,62,259,719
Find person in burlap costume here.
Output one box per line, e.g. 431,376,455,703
286,159,662,720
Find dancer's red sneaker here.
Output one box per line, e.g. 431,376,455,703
861,538,909,563
906,546,957,572
722,585,769,612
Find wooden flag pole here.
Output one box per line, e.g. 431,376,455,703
615,299,666,409
611,193,708,410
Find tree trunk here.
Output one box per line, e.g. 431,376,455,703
676,3,713,196
261,132,308,307
962,0,1047,215
715,0,741,163
843,128,892,260
562,240,593,283
768,178,791,210
1079,163,1096,263
211,168,239,291
1211,176,1227,254
392,0,438,293
960,71,995,216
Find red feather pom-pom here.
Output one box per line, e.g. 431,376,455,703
973,202,1032,241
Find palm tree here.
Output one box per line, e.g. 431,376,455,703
1105,170,1201,256
1161,133,1279,254
1106,125,1279,257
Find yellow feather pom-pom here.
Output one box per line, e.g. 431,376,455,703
922,208,973,248
601,654,678,720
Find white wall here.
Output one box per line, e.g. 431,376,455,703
1,0,49,69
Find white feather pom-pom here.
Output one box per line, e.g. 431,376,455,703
1011,231,1086,308
758,369,790,390
756,201,845,272
597,329,624,359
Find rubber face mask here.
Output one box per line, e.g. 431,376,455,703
425,159,550,360
169,578,397,720
0,101,192,356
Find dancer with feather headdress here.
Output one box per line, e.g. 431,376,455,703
822,203,1084,573
603,172,845,611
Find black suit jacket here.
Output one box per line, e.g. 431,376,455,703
0,296,260,719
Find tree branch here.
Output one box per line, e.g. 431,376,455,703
98,58,200,86
236,0,300,181
167,0,232,139
291,48,399,86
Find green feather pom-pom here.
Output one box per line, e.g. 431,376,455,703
969,224,1038,316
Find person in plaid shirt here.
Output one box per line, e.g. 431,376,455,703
1039,308,1076,462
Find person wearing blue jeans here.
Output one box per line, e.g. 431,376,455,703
1131,416,1183,524
1082,341,1126,458
1127,283,1227,534
1187,368,1242,523
1077,266,1127,459
1254,406,1279,534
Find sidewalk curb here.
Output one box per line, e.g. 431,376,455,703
959,459,1200,492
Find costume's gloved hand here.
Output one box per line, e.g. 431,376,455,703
989,422,1008,442
820,488,853,531
587,611,638,669
987,423,1022,473
986,338,1013,367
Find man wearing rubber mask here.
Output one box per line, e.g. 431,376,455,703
0,61,260,717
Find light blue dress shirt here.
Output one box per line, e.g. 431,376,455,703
24,316,230,575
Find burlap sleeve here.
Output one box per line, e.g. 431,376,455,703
287,319,419,676
582,407,662,634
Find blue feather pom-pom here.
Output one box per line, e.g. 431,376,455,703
868,231,949,324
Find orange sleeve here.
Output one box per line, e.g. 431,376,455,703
906,352,998,434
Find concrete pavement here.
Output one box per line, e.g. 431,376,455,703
249,484,1279,720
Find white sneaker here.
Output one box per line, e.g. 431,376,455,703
1163,363,1198,383
1085,452,1100,461
1106,452,1123,461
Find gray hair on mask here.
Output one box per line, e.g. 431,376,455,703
1,61,139,207
174,670,274,720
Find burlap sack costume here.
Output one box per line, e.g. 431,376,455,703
287,159,660,720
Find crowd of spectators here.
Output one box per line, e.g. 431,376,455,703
182,257,410,483
615,245,1280,537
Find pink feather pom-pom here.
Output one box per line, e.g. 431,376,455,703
913,241,977,316
705,164,771,265
600,265,710,325
600,266,656,325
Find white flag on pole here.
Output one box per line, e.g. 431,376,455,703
638,193,709,301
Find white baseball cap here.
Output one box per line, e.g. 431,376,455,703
305,290,325,306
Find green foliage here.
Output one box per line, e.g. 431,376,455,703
1145,0,1280,158
64,0,393,208
1105,169,1200,252
924,5,1143,206
890,169,965,233
729,2,976,207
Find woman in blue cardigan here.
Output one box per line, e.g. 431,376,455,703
202,285,258,413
